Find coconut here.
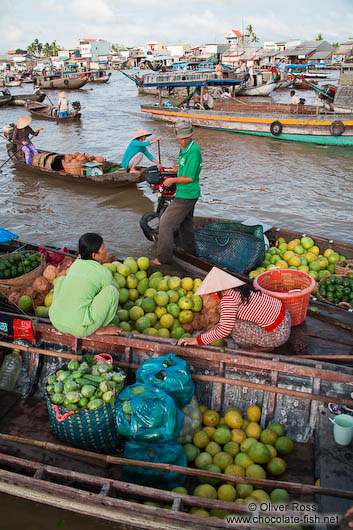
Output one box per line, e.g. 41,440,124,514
87,155,95,162
95,156,105,163
191,313,203,331
32,292,46,307
8,290,22,306
72,151,80,158
43,265,57,282
32,276,51,294
182,322,193,333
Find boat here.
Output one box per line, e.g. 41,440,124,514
0,272,352,528
0,75,22,88
0,91,12,107
5,145,147,188
33,73,87,90
0,89,46,107
237,81,278,97
25,101,81,122
87,70,111,83
140,100,353,146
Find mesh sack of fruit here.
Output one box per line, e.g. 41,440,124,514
122,440,187,489
46,354,126,452
135,353,194,408
115,383,184,442
177,395,202,444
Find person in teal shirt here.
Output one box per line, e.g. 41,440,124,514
49,233,121,338
152,118,202,265
122,128,162,173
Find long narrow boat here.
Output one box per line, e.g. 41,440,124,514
0,322,352,528
141,100,353,146
0,93,12,106
87,70,111,83
237,81,278,97
33,75,87,90
9,91,46,106
25,101,81,122
6,146,147,188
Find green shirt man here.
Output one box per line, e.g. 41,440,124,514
152,118,202,265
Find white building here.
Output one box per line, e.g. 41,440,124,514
145,42,166,53
167,43,190,59
78,39,111,62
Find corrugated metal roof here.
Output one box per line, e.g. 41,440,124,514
310,51,332,60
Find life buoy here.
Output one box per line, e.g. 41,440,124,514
64,79,69,86
329,120,345,136
49,82,54,88
270,120,283,136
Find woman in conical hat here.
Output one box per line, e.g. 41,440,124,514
121,128,162,174
12,116,43,165
178,267,291,351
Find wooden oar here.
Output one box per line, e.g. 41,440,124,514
0,134,34,174
1,433,353,501
157,139,161,165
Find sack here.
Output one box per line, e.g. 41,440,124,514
115,383,184,442
46,396,120,453
136,353,194,408
177,395,202,444
194,221,265,274
123,440,187,490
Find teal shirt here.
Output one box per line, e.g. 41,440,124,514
49,259,118,332
121,139,154,169
175,139,202,199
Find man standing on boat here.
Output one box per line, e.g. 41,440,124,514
12,116,43,165
122,128,162,174
58,91,69,117
152,118,201,266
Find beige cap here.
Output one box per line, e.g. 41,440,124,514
17,116,32,129
133,128,152,140
195,267,245,296
59,91,67,98
174,118,193,139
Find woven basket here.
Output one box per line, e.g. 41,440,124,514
317,274,353,310
335,259,353,276
0,251,45,288
62,161,83,175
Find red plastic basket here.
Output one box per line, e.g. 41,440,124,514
253,269,316,327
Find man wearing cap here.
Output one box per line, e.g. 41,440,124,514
12,116,43,165
177,267,291,351
122,129,162,173
152,118,202,265
58,91,69,117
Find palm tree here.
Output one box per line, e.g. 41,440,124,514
316,33,323,41
332,42,340,49
43,42,51,57
50,41,61,56
246,25,259,43
27,38,43,57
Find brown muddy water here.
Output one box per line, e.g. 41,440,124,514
0,70,352,528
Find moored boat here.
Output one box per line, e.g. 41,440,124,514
0,314,352,528
25,101,81,122
33,74,87,90
87,70,111,83
141,100,353,146
0,91,12,106
237,81,278,97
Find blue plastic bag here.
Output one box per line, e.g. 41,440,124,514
123,440,187,490
115,383,184,442
136,353,194,408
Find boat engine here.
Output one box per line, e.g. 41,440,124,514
140,166,177,241
71,101,81,111
3,123,15,141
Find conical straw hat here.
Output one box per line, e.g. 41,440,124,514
59,91,67,98
17,116,32,129
195,267,245,296
133,128,152,140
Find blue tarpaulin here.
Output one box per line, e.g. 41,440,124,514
0,228,19,243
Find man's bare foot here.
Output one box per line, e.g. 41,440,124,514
151,258,161,265
95,324,122,336
129,167,140,174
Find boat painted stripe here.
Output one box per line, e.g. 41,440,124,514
141,107,353,127
150,118,353,145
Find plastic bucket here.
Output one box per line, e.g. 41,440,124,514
253,269,316,326
330,414,353,446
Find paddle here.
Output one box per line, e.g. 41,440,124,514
0,145,25,173
157,139,161,165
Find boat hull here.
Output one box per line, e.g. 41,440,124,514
34,78,87,90
141,104,353,146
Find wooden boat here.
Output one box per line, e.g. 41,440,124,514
87,70,111,83
0,307,352,528
25,101,81,122
0,75,22,88
6,146,147,188
141,100,353,146
0,92,12,106
9,91,46,106
33,74,87,90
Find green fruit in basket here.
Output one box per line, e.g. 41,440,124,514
48,375,57,385
103,390,114,402
57,370,71,382
46,384,55,395
81,384,96,398
98,362,113,374
64,380,79,393
53,382,64,393
68,359,80,371
65,391,81,404
112,371,124,383
18,295,33,311
99,380,111,393
78,361,90,374
65,404,78,412
70,370,82,380
101,372,113,381
51,393,64,405
87,398,104,410
78,397,89,408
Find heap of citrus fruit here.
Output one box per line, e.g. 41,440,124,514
180,403,294,517
249,236,345,287
104,257,203,338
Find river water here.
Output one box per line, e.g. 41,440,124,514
0,70,353,528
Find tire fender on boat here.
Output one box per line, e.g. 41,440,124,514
49,82,54,88
140,212,160,242
329,120,345,136
270,120,283,136
64,79,69,86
